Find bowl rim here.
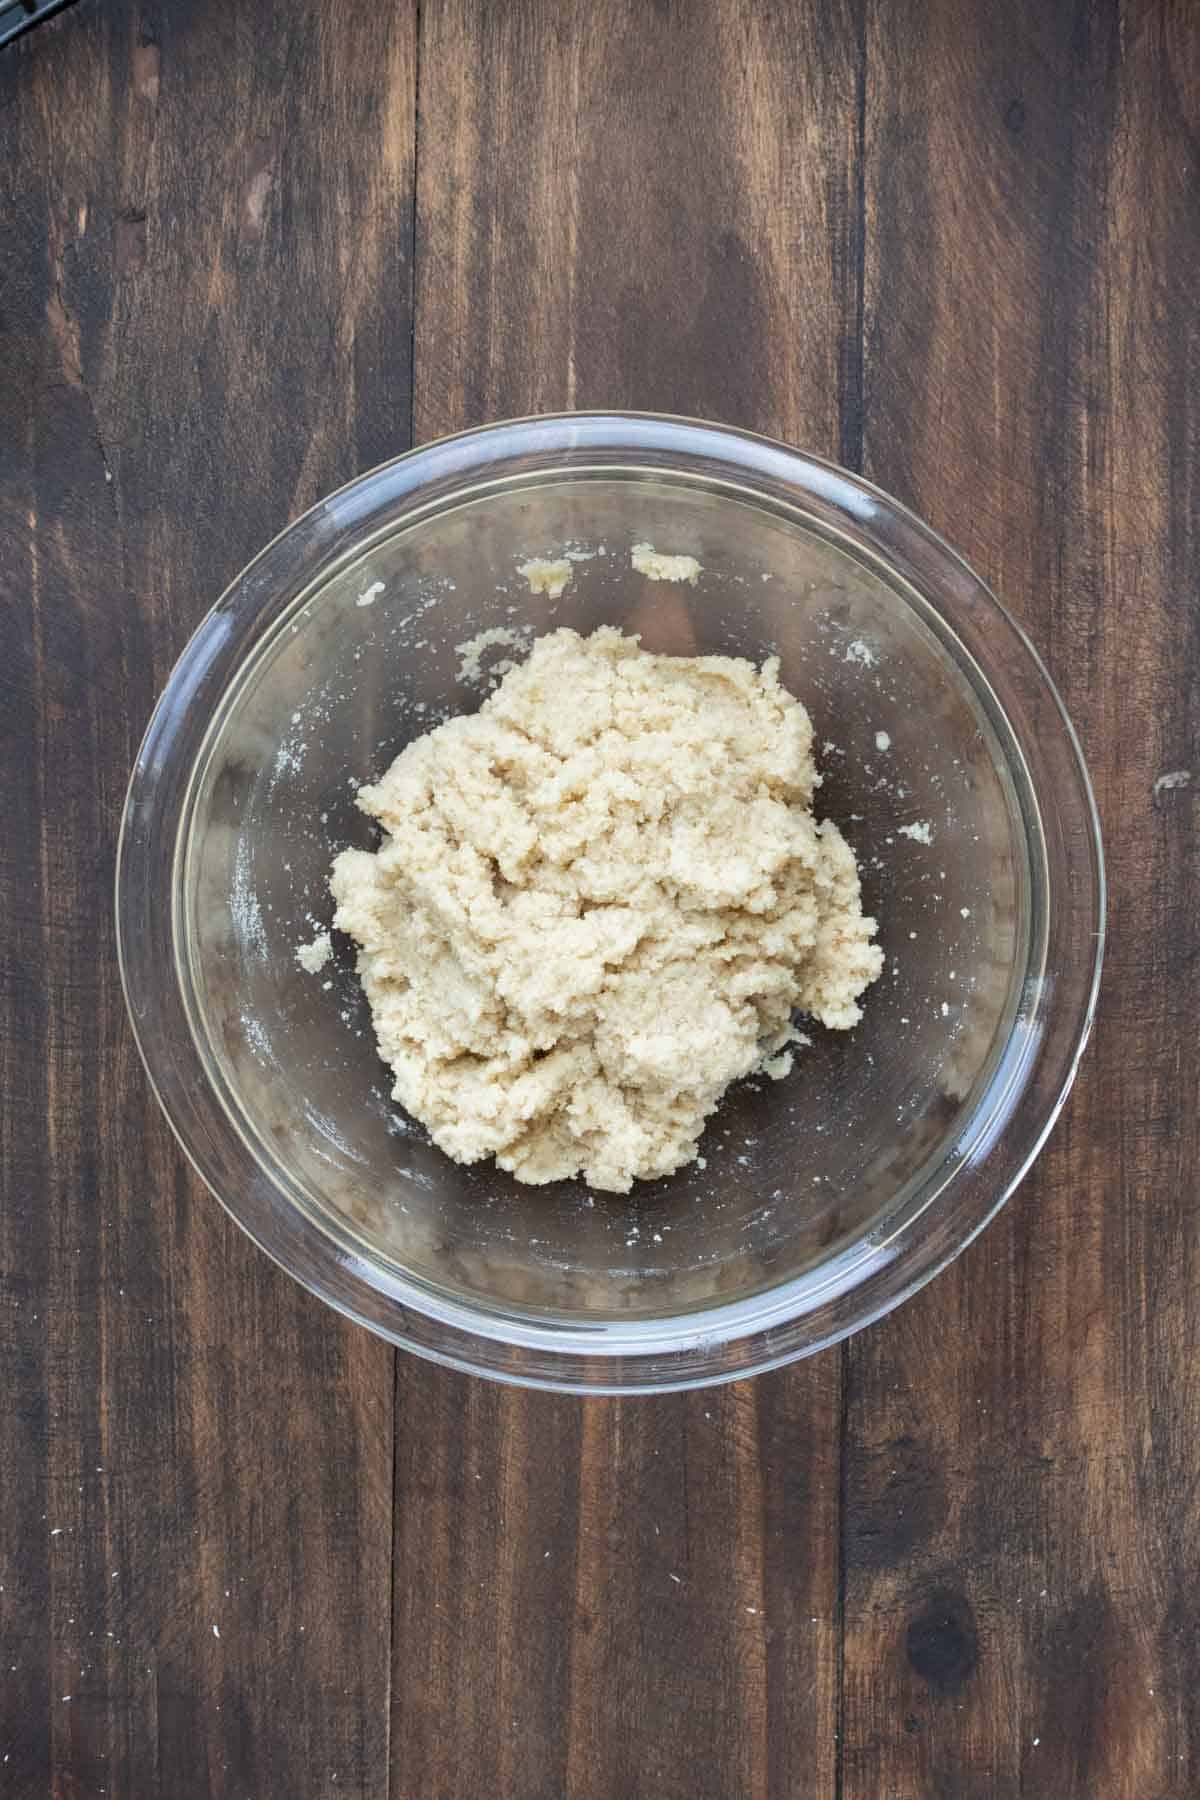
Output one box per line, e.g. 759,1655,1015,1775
116,411,1106,1392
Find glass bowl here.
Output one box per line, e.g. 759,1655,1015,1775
116,414,1104,1392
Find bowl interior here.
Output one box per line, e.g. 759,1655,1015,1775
182,476,1029,1320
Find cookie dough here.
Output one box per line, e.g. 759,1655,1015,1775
331,627,883,1192
295,931,332,974
631,542,701,584
517,557,573,598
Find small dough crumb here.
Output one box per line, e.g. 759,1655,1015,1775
518,557,573,599
898,821,933,845
845,639,876,667
296,931,332,974
456,626,530,688
332,628,883,1193
875,731,891,752
631,542,701,585
356,581,386,607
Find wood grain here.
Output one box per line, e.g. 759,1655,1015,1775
397,3,861,1796
842,3,1200,1797
2,0,1197,1795
0,2,416,1795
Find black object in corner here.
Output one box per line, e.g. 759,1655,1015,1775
1,0,81,49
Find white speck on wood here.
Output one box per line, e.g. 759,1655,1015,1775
1153,769,1191,798
243,166,273,234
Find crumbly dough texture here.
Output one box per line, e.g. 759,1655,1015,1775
517,557,573,598
331,628,883,1192
631,542,701,584
295,931,332,974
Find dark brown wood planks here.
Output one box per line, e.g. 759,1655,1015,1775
0,2,415,1794
393,3,863,1796
2,0,1195,1794
842,4,1200,1797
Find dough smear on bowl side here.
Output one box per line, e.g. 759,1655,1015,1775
330,627,883,1194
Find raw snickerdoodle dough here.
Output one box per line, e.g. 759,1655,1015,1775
330,627,883,1193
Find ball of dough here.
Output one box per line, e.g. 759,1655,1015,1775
331,627,883,1193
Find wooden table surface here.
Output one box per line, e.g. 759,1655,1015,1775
2,2,1197,1795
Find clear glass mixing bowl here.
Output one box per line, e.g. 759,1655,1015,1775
116,415,1104,1392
